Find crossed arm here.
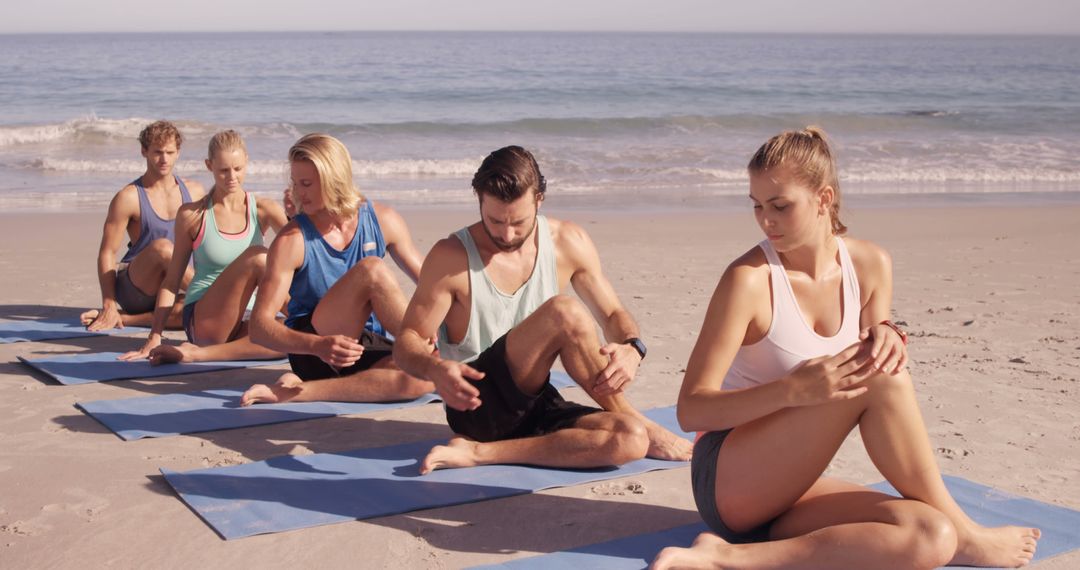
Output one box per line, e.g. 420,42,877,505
676,239,907,433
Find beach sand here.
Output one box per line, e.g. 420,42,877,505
0,204,1077,568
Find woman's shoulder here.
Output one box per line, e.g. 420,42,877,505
841,236,892,276
719,244,771,296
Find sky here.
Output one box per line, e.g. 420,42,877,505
3,0,1078,35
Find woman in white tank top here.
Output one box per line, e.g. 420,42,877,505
653,128,1039,569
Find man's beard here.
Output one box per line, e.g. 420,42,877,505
482,216,536,252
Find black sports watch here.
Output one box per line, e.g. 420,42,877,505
624,337,647,360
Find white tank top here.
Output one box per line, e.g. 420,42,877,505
723,237,862,391
438,215,559,364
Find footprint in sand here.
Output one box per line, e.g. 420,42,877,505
0,520,52,537
590,481,647,496
201,450,246,468
40,488,110,523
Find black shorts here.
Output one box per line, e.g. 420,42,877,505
691,429,773,543
445,333,601,443
115,265,156,314
286,313,394,381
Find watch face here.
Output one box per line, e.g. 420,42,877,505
628,338,646,358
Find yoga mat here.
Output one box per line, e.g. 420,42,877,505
162,406,689,540
18,351,288,385
0,316,149,344
475,476,1080,569
77,371,576,440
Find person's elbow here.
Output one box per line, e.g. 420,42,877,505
248,311,274,347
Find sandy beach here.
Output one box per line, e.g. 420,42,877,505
0,203,1078,568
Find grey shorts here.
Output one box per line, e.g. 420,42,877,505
691,429,773,544
115,264,156,314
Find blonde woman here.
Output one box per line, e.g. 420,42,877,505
120,130,287,363
653,128,1039,569
241,133,434,405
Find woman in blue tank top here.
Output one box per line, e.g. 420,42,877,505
240,133,434,406
120,130,289,364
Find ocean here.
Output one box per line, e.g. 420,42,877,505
1,31,1078,211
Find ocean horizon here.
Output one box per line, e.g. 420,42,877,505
2,31,1078,211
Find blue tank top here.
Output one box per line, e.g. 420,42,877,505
120,176,193,264
285,200,386,335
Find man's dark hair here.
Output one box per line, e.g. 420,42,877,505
472,146,546,202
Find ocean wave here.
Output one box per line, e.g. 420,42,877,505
0,110,981,148
843,166,1080,184
29,157,479,178
0,115,229,147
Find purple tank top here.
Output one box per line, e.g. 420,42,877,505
120,176,193,264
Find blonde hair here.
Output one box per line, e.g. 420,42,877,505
288,133,362,218
748,126,846,235
207,129,247,161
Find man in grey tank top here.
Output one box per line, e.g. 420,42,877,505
395,146,692,474
83,120,205,332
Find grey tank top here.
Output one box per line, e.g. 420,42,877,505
439,215,559,363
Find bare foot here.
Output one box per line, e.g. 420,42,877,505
651,532,730,569
80,309,99,326
952,524,1040,568
643,419,693,461
240,373,304,406
419,437,480,475
148,343,198,365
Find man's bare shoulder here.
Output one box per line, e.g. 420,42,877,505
107,184,140,218
371,202,407,234
546,217,593,256
427,234,468,270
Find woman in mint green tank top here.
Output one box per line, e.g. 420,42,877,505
120,130,290,365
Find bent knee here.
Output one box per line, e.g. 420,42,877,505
347,256,393,283
902,504,957,569
603,413,649,464
240,246,269,269
542,296,592,336
860,367,915,398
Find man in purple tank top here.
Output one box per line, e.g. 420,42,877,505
83,120,206,331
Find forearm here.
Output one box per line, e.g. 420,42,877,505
678,379,793,432
602,308,639,344
393,329,441,380
147,288,178,337
96,252,118,307
250,313,318,356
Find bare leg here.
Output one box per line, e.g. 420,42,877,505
310,256,408,338
81,300,185,329
702,369,1037,568
124,238,175,301
420,410,648,474
149,336,283,365
653,480,958,570
240,356,434,406
84,238,193,329
502,295,692,461
189,246,268,344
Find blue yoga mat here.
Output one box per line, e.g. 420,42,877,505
0,316,149,344
77,371,577,440
162,406,689,540
18,351,288,385
475,476,1080,569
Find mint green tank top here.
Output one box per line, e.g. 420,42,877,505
439,215,559,363
184,192,263,306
